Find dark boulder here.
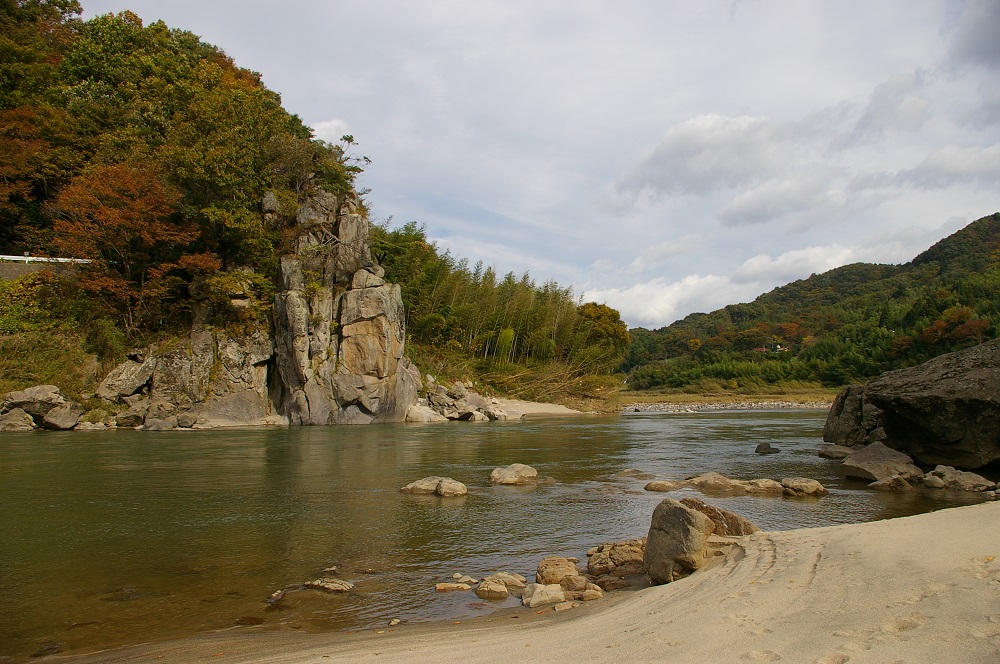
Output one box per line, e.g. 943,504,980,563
824,339,1000,469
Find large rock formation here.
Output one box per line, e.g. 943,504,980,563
823,338,1000,468
90,188,420,429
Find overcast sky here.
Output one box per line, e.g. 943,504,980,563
81,0,1000,329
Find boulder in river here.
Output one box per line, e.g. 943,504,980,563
400,476,468,497
489,463,538,485
754,442,780,455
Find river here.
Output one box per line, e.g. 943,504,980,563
0,409,984,660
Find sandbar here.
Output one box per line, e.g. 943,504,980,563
63,502,1000,663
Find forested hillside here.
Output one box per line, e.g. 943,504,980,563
626,214,1000,392
0,1,629,404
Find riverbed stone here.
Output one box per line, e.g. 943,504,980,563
644,480,684,493
536,556,580,585
400,476,468,497
869,475,914,491
521,583,565,608
755,442,780,455
841,442,924,482
925,465,996,492
489,463,538,485
781,477,829,497
304,578,354,592
475,579,509,600
434,582,471,592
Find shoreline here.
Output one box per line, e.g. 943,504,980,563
61,502,1000,663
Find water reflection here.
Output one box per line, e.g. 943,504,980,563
0,411,987,660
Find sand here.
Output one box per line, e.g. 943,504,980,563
494,397,585,417
65,501,1000,664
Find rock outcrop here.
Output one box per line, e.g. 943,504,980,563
823,339,1000,469
84,188,422,430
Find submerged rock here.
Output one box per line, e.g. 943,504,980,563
754,442,780,455
304,578,354,592
400,476,468,497
924,465,996,492
780,477,829,497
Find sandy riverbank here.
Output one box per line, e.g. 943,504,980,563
63,502,1000,664
493,397,586,417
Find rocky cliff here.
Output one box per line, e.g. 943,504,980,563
823,338,1000,469
92,188,420,428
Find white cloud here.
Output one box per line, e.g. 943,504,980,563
583,274,761,330
732,245,858,284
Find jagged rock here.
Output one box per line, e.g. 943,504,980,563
0,408,36,431
405,404,448,422
490,463,538,485
818,445,856,460
925,465,996,492
754,442,780,455
3,385,72,417
96,357,155,400
586,538,646,577
521,583,565,608
841,442,924,482
679,498,760,536
304,578,354,593
780,477,829,497
399,476,468,497
580,587,604,601
115,399,149,428
535,557,580,585
594,576,628,591
824,339,1000,468
870,475,913,491
484,407,510,421
41,402,84,430
644,498,715,584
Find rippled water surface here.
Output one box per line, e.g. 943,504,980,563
0,410,985,659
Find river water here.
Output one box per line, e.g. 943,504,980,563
0,409,986,660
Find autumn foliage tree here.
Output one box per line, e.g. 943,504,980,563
52,162,196,333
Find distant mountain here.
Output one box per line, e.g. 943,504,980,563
625,213,1000,391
